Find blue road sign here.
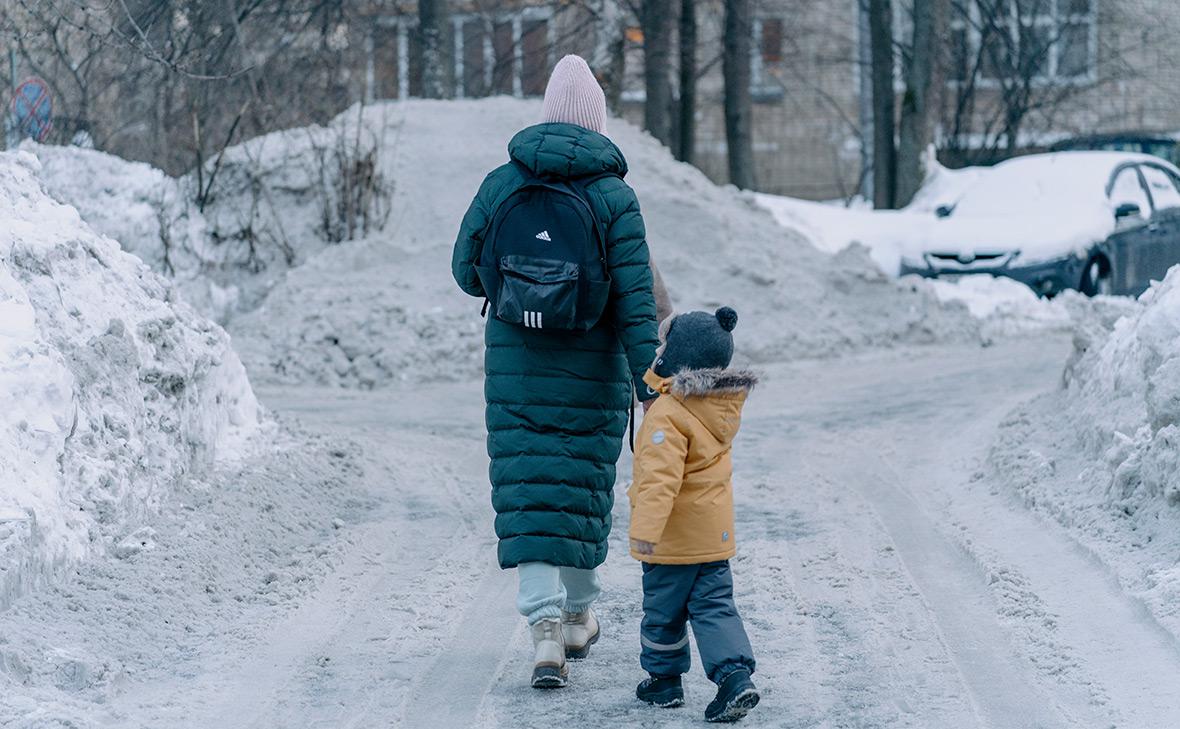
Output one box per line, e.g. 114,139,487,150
11,78,53,142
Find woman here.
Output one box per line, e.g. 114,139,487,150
452,55,661,688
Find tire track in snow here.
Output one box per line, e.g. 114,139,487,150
400,554,519,729
814,449,1072,728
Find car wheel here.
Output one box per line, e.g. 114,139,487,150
1080,258,1113,297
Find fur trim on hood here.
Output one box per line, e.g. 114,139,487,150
668,368,759,397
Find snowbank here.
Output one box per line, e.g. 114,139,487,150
231,240,484,388
0,151,259,608
21,142,244,321
990,266,1180,635
752,192,933,275
231,98,980,388
193,105,396,303
1065,267,1180,504
23,106,395,322
920,275,1073,339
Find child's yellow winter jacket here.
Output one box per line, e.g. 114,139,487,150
629,367,757,564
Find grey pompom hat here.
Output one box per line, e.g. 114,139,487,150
652,307,739,377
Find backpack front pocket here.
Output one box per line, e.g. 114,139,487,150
496,255,581,330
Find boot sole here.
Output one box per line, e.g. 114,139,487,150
638,692,685,708
564,625,601,660
531,664,569,689
706,688,760,722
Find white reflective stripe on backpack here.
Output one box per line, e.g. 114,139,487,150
523,311,543,328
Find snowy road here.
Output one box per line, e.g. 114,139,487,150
6,336,1180,728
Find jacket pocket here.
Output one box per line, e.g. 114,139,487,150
496,255,580,330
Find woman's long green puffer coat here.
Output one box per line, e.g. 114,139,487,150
452,122,659,570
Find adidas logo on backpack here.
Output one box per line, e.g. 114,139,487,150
535,230,552,241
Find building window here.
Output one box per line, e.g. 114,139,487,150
368,10,551,101
751,17,785,101
950,0,1096,86
760,18,783,65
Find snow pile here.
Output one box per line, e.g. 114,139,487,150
752,192,934,275
0,151,259,608
990,266,1180,634
192,105,395,305
920,275,1073,339
231,98,980,388
19,142,243,321
231,241,484,388
1065,268,1180,506
23,106,396,322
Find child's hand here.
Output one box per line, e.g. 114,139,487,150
631,538,656,555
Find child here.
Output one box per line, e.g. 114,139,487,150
628,307,760,723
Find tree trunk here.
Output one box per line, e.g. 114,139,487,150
675,0,697,163
642,0,674,147
723,0,754,189
593,0,627,114
868,0,897,209
896,0,941,206
418,0,452,99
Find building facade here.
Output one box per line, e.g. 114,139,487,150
361,0,1180,201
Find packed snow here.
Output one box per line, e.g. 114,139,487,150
0,150,259,609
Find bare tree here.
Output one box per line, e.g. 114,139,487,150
723,0,754,189
896,0,943,205
938,0,1146,166
641,0,674,147
583,0,631,114
675,0,696,163
868,0,897,208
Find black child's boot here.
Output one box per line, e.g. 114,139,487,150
705,669,760,722
636,674,685,708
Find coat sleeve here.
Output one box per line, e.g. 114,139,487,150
629,409,689,545
600,181,660,400
452,170,507,298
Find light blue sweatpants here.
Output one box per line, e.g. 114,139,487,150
517,561,601,625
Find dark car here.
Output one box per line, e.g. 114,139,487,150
1051,133,1180,168
899,152,1180,298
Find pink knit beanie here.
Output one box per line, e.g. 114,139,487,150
541,55,607,134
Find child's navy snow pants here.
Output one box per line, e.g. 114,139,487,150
640,561,755,684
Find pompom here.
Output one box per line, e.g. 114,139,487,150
715,307,738,332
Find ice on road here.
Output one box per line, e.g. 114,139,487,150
5,337,1180,728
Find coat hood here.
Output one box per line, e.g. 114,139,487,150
508,123,629,179
643,368,757,445
667,368,758,397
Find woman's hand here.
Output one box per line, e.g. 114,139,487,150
631,538,657,555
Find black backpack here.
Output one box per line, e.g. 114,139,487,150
474,165,616,331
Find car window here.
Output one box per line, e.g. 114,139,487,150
1109,166,1151,217
1140,166,1180,212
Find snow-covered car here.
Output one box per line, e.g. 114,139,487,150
899,152,1180,297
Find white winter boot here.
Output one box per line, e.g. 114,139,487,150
530,618,568,688
561,608,600,660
